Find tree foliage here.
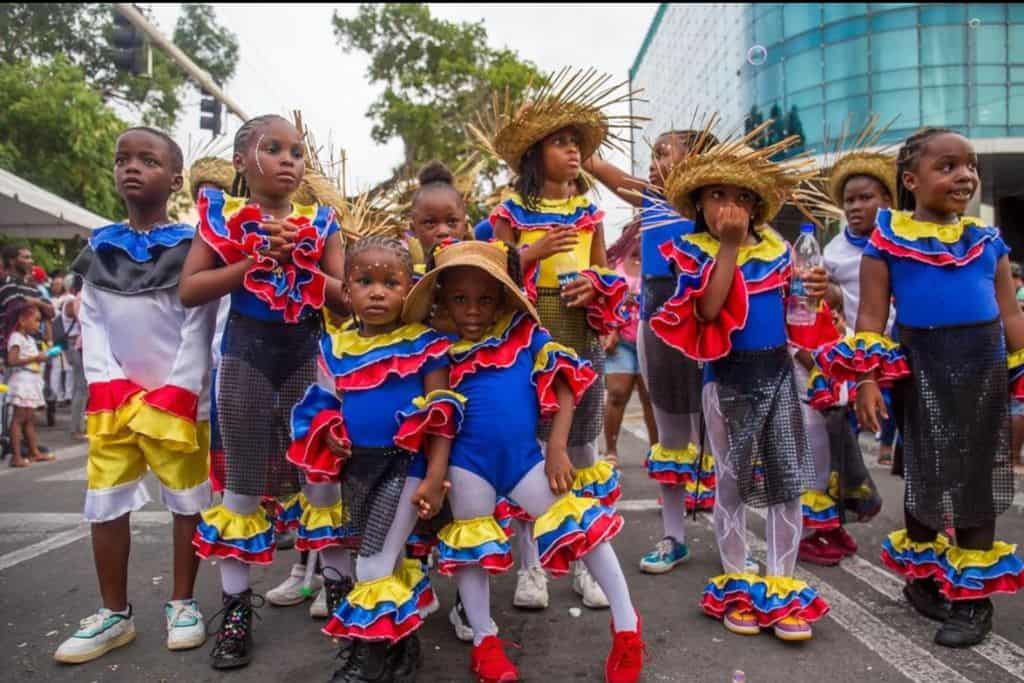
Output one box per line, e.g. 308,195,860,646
333,3,539,183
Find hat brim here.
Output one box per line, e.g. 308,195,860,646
667,158,784,225
828,154,898,206
402,255,540,326
495,106,608,174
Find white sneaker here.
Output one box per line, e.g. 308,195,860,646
512,566,549,609
572,563,609,609
165,600,205,651
309,587,328,619
267,563,321,606
54,608,136,664
449,597,498,643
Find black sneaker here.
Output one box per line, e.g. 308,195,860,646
903,579,951,622
391,634,421,683
328,640,393,683
323,568,355,617
209,590,262,669
935,598,993,648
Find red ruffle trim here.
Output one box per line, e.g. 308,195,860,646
322,612,422,643
336,337,452,392
449,314,537,388
787,301,841,352
141,384,198,422
85,379,144,415
286,410,350,481
540,510,623,578
394,400,462,453
534,356,597,418
580,269,629,336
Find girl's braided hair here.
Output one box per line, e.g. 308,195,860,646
345,234,413,278
230,114,291,198
895,127,954,212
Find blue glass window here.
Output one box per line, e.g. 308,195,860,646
825,4,868,24
975,86,1007,126
922,65,966,87
973,26,1007,63
783,5,822,38
871,8,917,32
871,67,919,92
756,62,783,103
787,86,824,109
919,5,966,26
782,29,823,58
826,75,870,100
797,105,824,147
825,37,869,80
969,5,1006,23
1010,5,1024,23
1008,25,1024,63
921,86,968,127
1011,66,1024,83
974,65,1007,84
825,96,871,138
874,91,921,129
869,3,915,12
755,8,784,47
824,17,869,43
921,26,966,66
872,29,919,71
784,48,823,87
969,126,1008,138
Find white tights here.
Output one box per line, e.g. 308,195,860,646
703,383,803,577
800,399,833,539
652,405,701,544
448,464,636,644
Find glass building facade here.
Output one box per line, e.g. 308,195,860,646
629,3,1024,239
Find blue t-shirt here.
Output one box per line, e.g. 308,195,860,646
641,190,693,278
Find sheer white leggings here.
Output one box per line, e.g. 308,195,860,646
703,383,803,577
448,463,636,645
799,400,833,539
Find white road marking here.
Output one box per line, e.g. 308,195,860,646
615,498,661,512
0,527,88,572
37,466,87,482
622,423,650,445
0,443,89,479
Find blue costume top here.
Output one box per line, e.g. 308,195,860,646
640,189,693,281
863,209,1008,328
473,218,494,242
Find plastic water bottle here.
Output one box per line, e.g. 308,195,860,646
551,250,578,289
786,223,822,326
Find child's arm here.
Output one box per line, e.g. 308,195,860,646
853,256,892,433
995,255,1024,350
320,235,348,315
178,237,252,308
794,349,815,371
494,217,579,273
562,220,608,308
582,156,646,208
6,340,45,367
411,366,454,519
544,376,576,495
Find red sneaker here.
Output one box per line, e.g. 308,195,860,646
471,636,519,683
828,527,858,557
798,533,843,566
606,615,645,683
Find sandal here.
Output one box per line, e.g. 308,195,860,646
32,453,57,462
9,459,31,468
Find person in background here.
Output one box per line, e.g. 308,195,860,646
1010,267,1024,465
0,246,54,322
4,302,52,467
48,270,75,404
63,274,87,439
602,221,657,467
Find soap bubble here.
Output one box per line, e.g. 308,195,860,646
968,18,981,28
746,45,768,66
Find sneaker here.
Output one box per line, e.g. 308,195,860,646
772,615,812,641
723,608,760,636
277,529,296,551
310,587,329,619
266,563,321,606
322,573,355,618
165,599,206,651
209,590,261,670
934,598,993,648
798,534,844,567
512,566,549,609
605,615,645,683
573,563,609,609
639,537,690,574
471,635,519,682
54,607,136,664
903,579,952,623
827,527,858,556
450,595,498,643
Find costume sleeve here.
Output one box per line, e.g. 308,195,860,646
579,267,629,336
1009,348,1024,400
530,327,597,418
394,389,467,453
126,299,220,452
287,383,348,483
814,332,910,385
80,283,142,438
649,237,749,361
787,300,842,352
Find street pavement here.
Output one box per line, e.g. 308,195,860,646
1,407,1023,682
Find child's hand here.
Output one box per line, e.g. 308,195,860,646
260,217,297,264
412,477,451,520
602,330,620,354
802,266,830,299
531,226,579,261
562,276,596,308
545,445,575,495
325,430,352,462
855,380,887,434
717,205,750,247
34,353,48,363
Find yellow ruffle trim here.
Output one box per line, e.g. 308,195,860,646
395,558,427,591
328,321,436,359
572,461,616,489
1008,348,1024,371
707,573,811,598
346,574,414,611
508,192,592,215
200,504,272,541
437,516,508,550
890,210,983,244
687,226,787,265
533,495,599,538
298,493,349,530
531,341,583,373
410,389,468,410
886,529,952,556
450,311,519,355
648,443,714,470
127,402,198,453
801,490,837,513
945,541,1020,571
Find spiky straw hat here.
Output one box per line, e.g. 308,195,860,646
824,114,899,206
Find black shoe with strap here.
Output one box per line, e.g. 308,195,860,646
391,634,421,683
322,567,355,617
209,589,263,670
903,578,951,622
328,639,394,683
935,598,993,648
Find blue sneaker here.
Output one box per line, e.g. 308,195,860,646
639,537,690,574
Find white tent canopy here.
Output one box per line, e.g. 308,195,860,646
0,167,112,239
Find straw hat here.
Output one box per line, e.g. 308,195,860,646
188,157,234,201
402,240,539,324
825,115,899,205
468,67,645,174
662,118,816,225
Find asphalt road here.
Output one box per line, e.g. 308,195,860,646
1,409,1022,683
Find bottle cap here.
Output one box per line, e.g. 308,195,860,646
800,223,816,234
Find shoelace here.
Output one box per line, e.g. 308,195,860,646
610,632,648,670
167,602,197,628
79,611,109,631
204,593,265,638
655,539,675,558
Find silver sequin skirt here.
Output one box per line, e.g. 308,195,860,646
341,446,414,557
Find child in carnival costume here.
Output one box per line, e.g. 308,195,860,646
649,121,836,641
470,68,636,610
819,127,1024,647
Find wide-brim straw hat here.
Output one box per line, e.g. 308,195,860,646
469,67,644,175
402,241,539,324
662,119,815,225
820,114,900,207
188,157,234,201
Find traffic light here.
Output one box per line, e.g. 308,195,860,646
110,8,149,76
200,90,223,137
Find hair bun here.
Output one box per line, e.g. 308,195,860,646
417,160,454,186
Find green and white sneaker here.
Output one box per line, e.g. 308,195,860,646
166,599,206,651
54,607,136,664
639,537,690,574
